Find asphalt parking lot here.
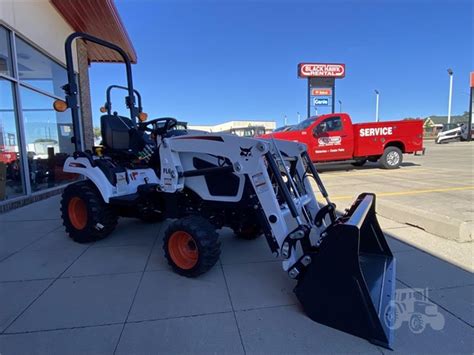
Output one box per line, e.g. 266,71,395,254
0,190,473,354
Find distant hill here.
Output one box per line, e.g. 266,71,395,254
424,112,470,126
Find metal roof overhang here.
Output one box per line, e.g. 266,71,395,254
51,0,137,63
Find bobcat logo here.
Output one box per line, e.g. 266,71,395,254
240,146,253,161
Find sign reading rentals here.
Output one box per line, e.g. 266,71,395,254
298,63,346,78
311,88,332,96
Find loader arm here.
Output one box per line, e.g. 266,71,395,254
165,133,396,348
167,135,321,260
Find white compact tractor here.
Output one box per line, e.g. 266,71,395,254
55,33,397,348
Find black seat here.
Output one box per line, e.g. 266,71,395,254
100,114,133,150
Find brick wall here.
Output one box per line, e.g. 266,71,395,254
0,186,65,214
77,40,94,150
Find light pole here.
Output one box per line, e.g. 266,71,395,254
374,89,380,122
447,68,453,124
284,114,288,126
297,112,301,123
468,72,473,142
338,99,342,112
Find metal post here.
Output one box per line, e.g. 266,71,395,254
447,69,454,124
63,32,137,152
106,85,142,116
375,89,380,122
284,115,288,126
10,31,31,196
307,78,311,118
332,82,336,114
297,112,301,123
338,100,342,112
468,80,473,142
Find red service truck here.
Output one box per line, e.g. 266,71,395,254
264,113,424,169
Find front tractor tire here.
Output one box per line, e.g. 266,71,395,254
61,181,118,243
163,216,220,277
380,146,403,169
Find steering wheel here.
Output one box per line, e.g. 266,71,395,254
138,117,178,135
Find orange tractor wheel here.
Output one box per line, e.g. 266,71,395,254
60,181,117,243
163,216,220,277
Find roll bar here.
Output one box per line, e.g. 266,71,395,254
63,32,137,151
105,85,142,116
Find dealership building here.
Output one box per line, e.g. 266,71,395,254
189,120,276,135
0,0,136,211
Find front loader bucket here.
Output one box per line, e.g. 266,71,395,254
294,193,396,349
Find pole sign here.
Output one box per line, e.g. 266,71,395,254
313,98,329,106
298,62,346,117
311,88,332,96
298,63,346,78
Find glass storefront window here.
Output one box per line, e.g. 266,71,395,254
0,26,81,202
20,86,76,192
0,79,24,200
15,37,68,97
0,26,13,77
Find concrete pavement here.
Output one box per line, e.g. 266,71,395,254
316,140,473,243
0,195,473,354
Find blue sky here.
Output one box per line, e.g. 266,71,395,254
89,0,473,127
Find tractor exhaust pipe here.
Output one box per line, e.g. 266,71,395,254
294,193,396,349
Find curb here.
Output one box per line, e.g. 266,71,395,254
377,199,472,243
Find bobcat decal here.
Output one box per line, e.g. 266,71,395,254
240,146,253,161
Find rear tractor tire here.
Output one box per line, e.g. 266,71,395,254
380,146,403,169
163,216,220,277
61,180,118,243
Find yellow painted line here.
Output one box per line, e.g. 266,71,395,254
331,185,474,201
321,168,429,178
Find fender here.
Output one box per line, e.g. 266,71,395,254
63,156,117,202
384,140,405,153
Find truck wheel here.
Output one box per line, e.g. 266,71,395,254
380,146,403,169
351,159,367,167
163,216,220,277
61,180,118,243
